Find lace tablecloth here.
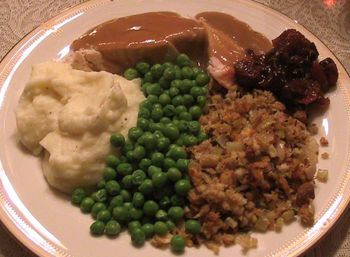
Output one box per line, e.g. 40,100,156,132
0,0,349,256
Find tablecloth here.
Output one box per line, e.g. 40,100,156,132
0,0,349,256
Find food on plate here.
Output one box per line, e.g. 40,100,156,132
16,61,144,192
15,10,338,254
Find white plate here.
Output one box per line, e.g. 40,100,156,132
1,0,350,256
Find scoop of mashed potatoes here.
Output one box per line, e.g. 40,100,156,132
16,61,144,193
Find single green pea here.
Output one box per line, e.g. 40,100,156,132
183,134,198,146
128,220,142,232
136,62,150,75
196,95,206,108
138,179,154,195
128,127,143,142
160,117,172,124
149,122,164,133
189,106,202,120
117,163,133,176
168,206,184,222
143,71,153,83
91,202,106,219
112,206,129,222
146,83,162,96
163,125,180,141
96,179,106,190
151,107,163,122
138,107,151,119
120,189,132,202
166,220,176,230
147,165,162,177
169,87,180,97
174,105,187,115
163,104,176,117
132,192,145,208
163,157,176,170
143,200,159,216
71,188,86,205
129,207,143,220
151,152,165,167
150,64,164,79
152,172,168,188
141,223,154,238
97,209,112,222
155,209,168,221
124,68,139,80
143,133,157,150
176,159,189,172
183,94,195,107
181,67,194,79
110,133,125,147
109,195,124,208
190,86,205,97
105,180,121,196
174,65,182,79
167,167,182,182
125,150,134,162
121,175,133,189
176,54,190,67
154,221,168,235
185,219,201,234
157,137,170,152
105,154,120,168
196,73,210,86
162,62,174,70
179,112,192,121
122,140,134,153
166,146,187,160
105,220,121,236
158,93,171,106
80,197,95,213
133,146,146,161
179,79,192,94
92,189,108,203
188,121,201,134
175,179,191,196
132,169,147,186
171,235,185,252
159,76,170,89
163,67,176,81
139,158,152,171
137,118,150,131
90,221,105,235
197,131,208,143
175,120,188,133
131,228,146,246
172,95,184,106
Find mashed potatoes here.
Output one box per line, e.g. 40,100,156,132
16,61,144,193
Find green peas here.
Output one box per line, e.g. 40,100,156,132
167,167,182,182
171,79,182,89
129,207,143,220
159,196,172,210
163,67,176,81
196,95,206,108
110,133,125,147
196,73,210,86
133,146,146,160
170,235,185,252
112,206,129,222
132,169,147,186
169,87,180,97
143,71,153,83
131,228,146,246
105,220,121,236
197,131,208,142
179,112,192,121
143,200,159,216
158,94,171,106
139,158,152,171
105,180,121,196
172,95,184,106
147,165,162,177
190,86,205,97
176,54,190,67
147,94,158,104
183,134,198,146
109,195,124,208
163,104,176,117
71,188,86,205
132,192,145,208
159,77,170,89
166,220,176,230
176,159,189,172
138,179,154,195
175,120,188,132
149,122,164,133
157,137,170,152
175,105,187,115
90,221,105,235
181,67,194,79
146,83,162,96
168,206,184,222
92,189,108,203
150,64,164,79
128,127,143,141
183,94,194,107
152,172,168,188
151,107,163,121
151,152,165,167
117,163,133,176
137,118,149,131
188,121,201,134
155,209,168,221
135,62,150,75
163,125,180,141
167,146,187,160
185,219,201,234
138,107,151,119
180,79,192,93
162,62,174,70
122,140,134,153
142,223,154,238
91,202,106,219
105,155,120,168
124,68,139,80
163,158,176,170
143,133,157,150
189,106,202,119
80,197,95,213
154,221,168,235
96,179,106,189
171,195,185,206
121,175,133,189
120,189,132,202
175,179,191,196
160,117,172,124
128,220,142,232
97,209,111,222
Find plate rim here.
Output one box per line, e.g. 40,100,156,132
0,0,350,257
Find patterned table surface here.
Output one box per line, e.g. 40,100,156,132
0,0,349,256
